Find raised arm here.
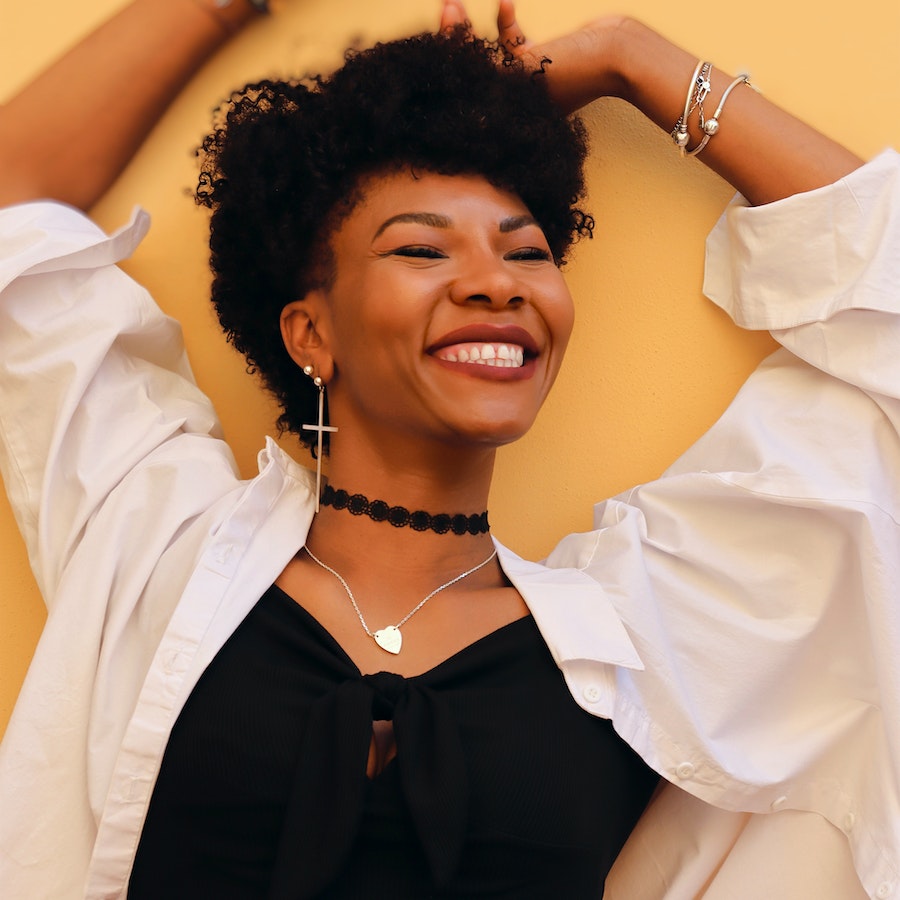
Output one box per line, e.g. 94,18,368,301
446,0,864,206
0,0,265,211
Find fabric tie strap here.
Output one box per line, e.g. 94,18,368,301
268,675,469,897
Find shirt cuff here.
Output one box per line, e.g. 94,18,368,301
702,148,900,331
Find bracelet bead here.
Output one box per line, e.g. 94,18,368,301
687,73,751,157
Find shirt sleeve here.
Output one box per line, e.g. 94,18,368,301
703,148,900,398
0,202,233,604
545,150,900,898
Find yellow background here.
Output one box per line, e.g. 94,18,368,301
1,0,898,735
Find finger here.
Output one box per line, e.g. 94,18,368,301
497,0,531,53
439,0,469,32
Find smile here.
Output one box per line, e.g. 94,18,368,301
433,343,525,368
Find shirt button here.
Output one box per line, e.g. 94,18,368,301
675,762,695,780
771,796,788,811
843,813,856,832
582,684,601,703
163,644,188,675
876,883,893,898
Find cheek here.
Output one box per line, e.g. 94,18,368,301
333,307,409,367
327,291,421,391
547,285,576,352
332,269,442,358
560,299,576,345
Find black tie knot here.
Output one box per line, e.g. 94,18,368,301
364,671,407,719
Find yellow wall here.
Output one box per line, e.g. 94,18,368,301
1,0,898,735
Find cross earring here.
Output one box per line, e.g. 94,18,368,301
302,365,338,512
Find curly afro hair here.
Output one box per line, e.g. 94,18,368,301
196,26,592,451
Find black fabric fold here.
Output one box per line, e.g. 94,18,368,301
268,680,372,899
392,681,469,887
269,673,470,898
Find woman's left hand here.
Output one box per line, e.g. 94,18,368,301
439,0,863,204
439,0,627,115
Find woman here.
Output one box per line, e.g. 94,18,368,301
0,0,897,897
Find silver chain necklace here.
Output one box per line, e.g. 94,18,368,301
302,545,498,655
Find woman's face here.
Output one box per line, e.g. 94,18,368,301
303,169,575,453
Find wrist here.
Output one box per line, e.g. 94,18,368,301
608,19,703,133
531,15,630,114
581,15,633,102
607,17,671,106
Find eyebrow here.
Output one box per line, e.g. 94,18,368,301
373,212,539,240
499,215,538,233
373,213,450,239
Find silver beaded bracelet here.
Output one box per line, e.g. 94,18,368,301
671,60,712,155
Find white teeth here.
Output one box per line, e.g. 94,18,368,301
435,342,526,368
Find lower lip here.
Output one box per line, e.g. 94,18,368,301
429,355,538,381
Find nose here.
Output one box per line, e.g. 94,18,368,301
449,252,525,309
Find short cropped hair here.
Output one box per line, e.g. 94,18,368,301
196,27,592,449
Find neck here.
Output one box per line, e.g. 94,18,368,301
326,429,496,519
304,437,498,584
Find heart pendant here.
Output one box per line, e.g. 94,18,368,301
374,625,402,655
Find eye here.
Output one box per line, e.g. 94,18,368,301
505,247,553,262
387,245,447,259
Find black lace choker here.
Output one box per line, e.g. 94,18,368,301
320,485,490,535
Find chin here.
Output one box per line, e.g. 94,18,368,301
447,416,534,448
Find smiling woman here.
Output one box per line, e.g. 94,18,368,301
197,27,588,448
0,0,898,898
278,171,575,463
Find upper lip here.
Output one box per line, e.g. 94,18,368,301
427,323,540,357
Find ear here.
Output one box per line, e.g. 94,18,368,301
280,289,335,383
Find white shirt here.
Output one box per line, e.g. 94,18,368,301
0,151,898,899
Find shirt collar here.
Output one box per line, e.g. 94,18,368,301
269,448,645,674
494,539,644,671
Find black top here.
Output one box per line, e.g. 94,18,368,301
129,584,658,898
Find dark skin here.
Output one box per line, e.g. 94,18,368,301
277,172,554,679
0,2,860,223
276,5,863,779
448,0,863,205
273,4,861,682
0,0,865,773
0,0,258,210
